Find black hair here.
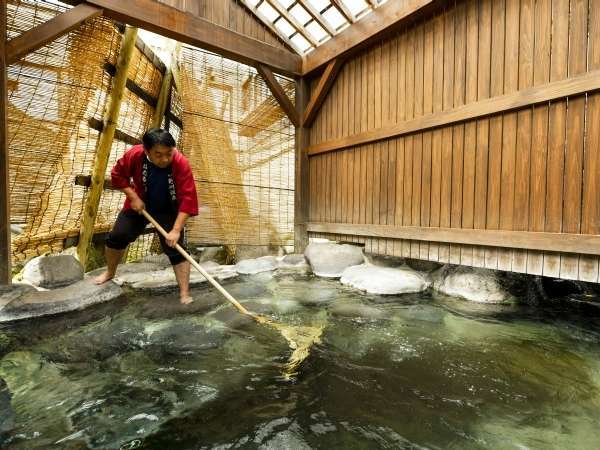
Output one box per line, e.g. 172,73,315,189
142,128,176,151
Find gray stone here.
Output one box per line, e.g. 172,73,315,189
277,254,310,273
86,262,164,279
235,245,278,261
304,242,364,278
197,246,228,264
235,256,278,275
140,253,171,268
0,279,122,322
116,264,238,292
0,377,15,435
364,253,405,268
22,254,83,289
330,302,385,319
432,266,513,303
405,258,444,273
340,264,430,295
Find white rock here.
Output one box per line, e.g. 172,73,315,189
340,264,430,295
22,255,83,289
277,254,310,273
433,266,512,303
304,242,364,278
235,256,278,275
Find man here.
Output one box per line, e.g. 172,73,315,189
94,128,199,304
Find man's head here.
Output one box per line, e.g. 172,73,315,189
142,128,176,168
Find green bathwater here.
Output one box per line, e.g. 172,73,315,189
1,273,600,449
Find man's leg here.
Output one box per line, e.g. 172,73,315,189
94,210,146,285
172,260,192,304
156,212,193,304
93,247,126,284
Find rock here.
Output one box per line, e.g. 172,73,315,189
433,266,512,303
22,254,83,288
304,242,364,278
0,279,122,322
235,245,278,261
235,256,278,275
340,264,430,295
86,262,164,278
364,253,405,268
116,264,238,292
277,254,310,273
0,284,37,310
0,378,14,435
405,258,444,273
140,253,172,268
197,246,228,264
330,302,385,319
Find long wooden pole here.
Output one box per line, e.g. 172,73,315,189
77,26,138,266
294,78,310,252
0,0,10,285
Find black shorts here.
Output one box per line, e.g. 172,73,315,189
106,209,187,265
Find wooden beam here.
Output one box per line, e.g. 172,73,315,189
330,0,355,24
87,0,302,76
297,0,336,36
303,58,344,126
303,0,435,75
78,26,138,266
256,64,299,127
150,43,180,128
308,223,600,256
265,0,319,47
308,69,600,155
87,118,141,146
295,78,310,252
6,3,102,65
103,62,157,107
1,0,10,285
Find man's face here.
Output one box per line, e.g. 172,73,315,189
146,144,174,168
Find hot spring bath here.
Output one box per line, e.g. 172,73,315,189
1,273,599,449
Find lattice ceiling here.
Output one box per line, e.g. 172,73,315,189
242,0,387,55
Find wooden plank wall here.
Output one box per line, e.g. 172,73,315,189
307,0,600,282
156,0,289,51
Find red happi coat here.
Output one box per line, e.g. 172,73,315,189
111,144,199,216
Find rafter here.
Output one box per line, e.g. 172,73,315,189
303,0,436,75
6,3,103,64
297,0,336,36
330,0,355,23
303,58,344,126
256,64,299,127
85,0,302,76
265,0,319,47
239,0,303,54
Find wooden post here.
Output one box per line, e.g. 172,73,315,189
1,0,10,285
77,26,138,266
294,77,310,252
150,43,180,128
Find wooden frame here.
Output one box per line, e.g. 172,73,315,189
297,0,336,36
6,3,103,65
308,223,600,256
330,0,355,24
85,0,302,76
295,77,310,252
1,0,9,285
303,58,344,126
308,69,600,155
256,64,299,127
303,0,436,75
265,0,319,47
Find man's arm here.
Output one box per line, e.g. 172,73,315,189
122,186,145,213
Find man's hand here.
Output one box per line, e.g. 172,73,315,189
130,195,145,213
165,229,181,248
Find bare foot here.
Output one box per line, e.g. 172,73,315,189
180,295,194,305
93,271,114,285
